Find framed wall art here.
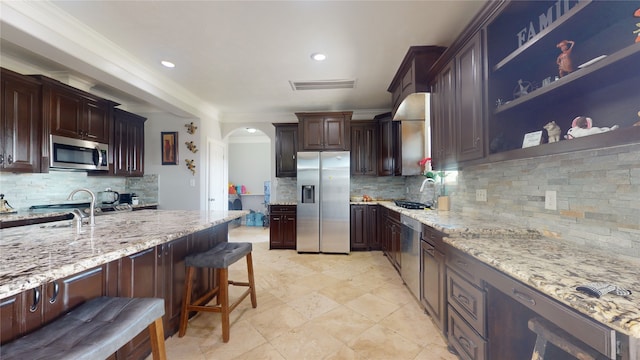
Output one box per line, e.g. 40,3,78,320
161,131,178,165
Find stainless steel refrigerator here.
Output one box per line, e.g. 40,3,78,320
297,151,350,254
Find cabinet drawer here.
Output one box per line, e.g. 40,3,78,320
447,247,483,287
488,269,615,359
447,269,486,337
269,205,296,214
422,225,445,251
448,306,486,360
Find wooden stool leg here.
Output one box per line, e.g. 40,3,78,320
531,336,547,360
149,317,167,360
178,266,195,337
219,268,230,343
246,252,257,308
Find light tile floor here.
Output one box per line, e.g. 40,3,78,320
152,225,457,360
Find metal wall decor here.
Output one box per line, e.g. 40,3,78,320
185,141,198,153
185,122,198,134
185,159,196,175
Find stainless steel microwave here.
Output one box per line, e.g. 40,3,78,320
50,135,109,171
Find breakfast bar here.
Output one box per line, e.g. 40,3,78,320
0,209,247,358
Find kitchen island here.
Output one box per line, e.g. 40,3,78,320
374,201,639,359
0,209,247,358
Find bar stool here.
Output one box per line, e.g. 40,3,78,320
178,242,257,342
528,317,605,360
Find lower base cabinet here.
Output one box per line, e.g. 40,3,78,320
382,208,401,271
269,205,296,249
0,223,229,360
350,204,380,251
445,245,618,360
420,226,446,333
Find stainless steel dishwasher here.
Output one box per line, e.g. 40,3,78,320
400,214,421,300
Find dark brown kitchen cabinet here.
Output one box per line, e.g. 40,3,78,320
387,46,446,118
39,76,112,144
350,204,380,251
0,265,110,345
274,123,298,177
117,246,161,360
350,121,377,176
431,61,457,170
382,208,401,271
430,31,484,169
375,112,401,176
0,68,42,173
421,225,446,333
113,108,146,177
456,31,484,163
296,111,351,151
269,205,296,249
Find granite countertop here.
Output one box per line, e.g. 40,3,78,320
0,203,160,223
445,236,640,340
0,209,247,299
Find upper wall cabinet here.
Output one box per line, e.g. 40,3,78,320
485,0,640,161
274,123,298,178
113,108,146,177
388,46,446,119
296,111,352,151
0,68,42,173
350,121,378,176
38,76,113,145
375,112,401,176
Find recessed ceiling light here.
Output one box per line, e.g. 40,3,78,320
246,128,257,133
311,53,327,61
161,60,175,68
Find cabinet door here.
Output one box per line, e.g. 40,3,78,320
432,60,457,170
43,266,106,324
300,117,325,150
0,294,22,344
351,122,377,176
162,236,189,335
377,114,401,176
323,116,348,150
84,98,110,144
456,32,485,162
274,123,298,177
48,86,83,139
350,205,367,251
421,241,446,332
1,70,41,173
282,213,297,249
118,247,160,360
368,205,381,250
269,214,284,248
113,108,146,176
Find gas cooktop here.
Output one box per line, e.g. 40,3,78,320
394,200,433,209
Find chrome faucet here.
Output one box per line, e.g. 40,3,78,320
67,188,96,226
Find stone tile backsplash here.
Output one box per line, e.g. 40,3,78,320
0,171,158,210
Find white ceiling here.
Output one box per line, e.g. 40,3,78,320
0,1,487,124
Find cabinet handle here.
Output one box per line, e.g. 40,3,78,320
455,259,468,268
458,335,475,350
512,288,536,306
7,154,12,165
30,288,41,312
0,154,3,164
474,137,480,146
456,293,471,306
49,281,59,304
292,154,295,160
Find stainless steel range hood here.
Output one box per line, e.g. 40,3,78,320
393,93,430,176
393,92,428,121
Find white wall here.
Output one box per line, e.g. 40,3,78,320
143,112,202,210
228,135,270,195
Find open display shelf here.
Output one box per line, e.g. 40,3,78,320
485,0,640,157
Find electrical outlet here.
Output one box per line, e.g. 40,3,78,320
189,179,196,187
476,189,487,202
545,190,557,210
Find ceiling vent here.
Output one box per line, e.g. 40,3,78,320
289,79,356,91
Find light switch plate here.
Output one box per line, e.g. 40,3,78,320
476,189,487,202
545,190,557,210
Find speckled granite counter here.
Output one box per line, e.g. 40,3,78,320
445,236,640,340
0,209,247,299
376,201,541,238
0,203,160,224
